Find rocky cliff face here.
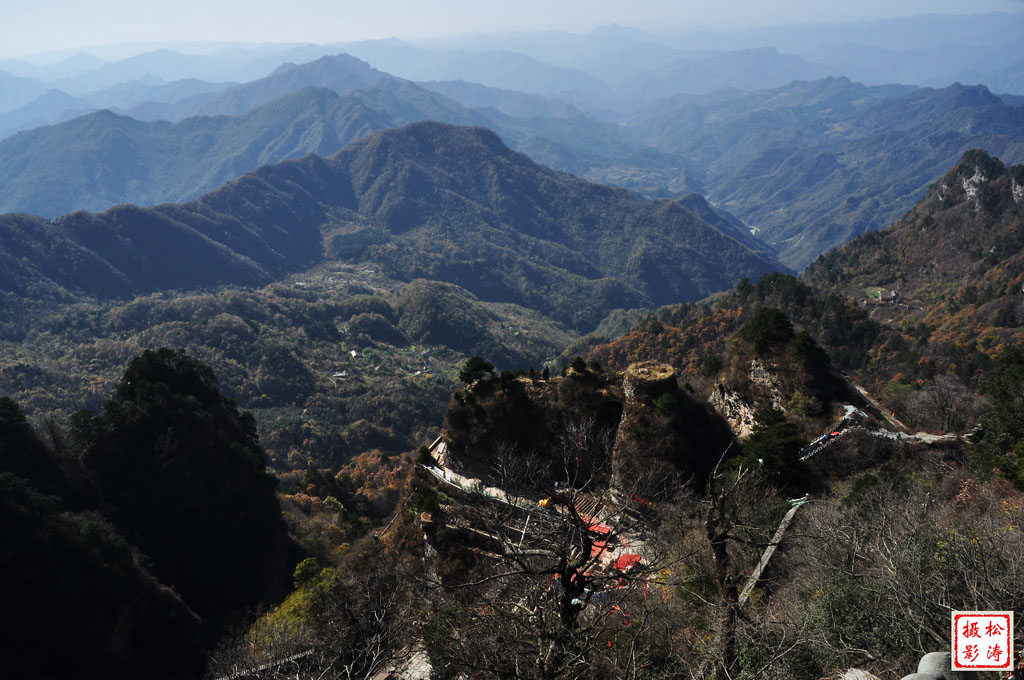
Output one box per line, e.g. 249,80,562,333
708,358,790,438
440,360,732,495
611,360,733,494
709,382,757,438
611,361,681,492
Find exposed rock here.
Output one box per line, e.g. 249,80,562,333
961,166,987,199
918,652,953,676
613,361,679,492
899,651,984,679
612,360,730,493
843,670,881,680
708,358,787,437
749,358,785,411
622,360,676,401
709,382,756,437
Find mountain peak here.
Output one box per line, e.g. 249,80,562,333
930,149,1010,208
0,119,780,331
402,119,506,145
308,53,376,69
803,151,1024,382
341,120,512,163
945,82,999,107
952,148,1007,181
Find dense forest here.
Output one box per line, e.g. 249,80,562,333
1,349,293,678
0,121,779,328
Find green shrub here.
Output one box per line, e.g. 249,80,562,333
699,355,723,378
654,392,679,417
735,408,810,491
459,356,495,384
740,308,794,354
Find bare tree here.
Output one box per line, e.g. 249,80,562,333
685,455,793,679
427,419,833,680
423,419,679,679
909,375,981,433
206,551,418,680
206,618,315,680
795,469,1024,675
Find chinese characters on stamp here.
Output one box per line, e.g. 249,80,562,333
952,611,1014,671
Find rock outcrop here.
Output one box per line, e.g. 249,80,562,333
612,361,732,494
621,360,677,401
709,382,757,437
900,651,986,679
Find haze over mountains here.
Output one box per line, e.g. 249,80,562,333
2,13,1022,113
636,79,1024,267
1,12,1021,271
1,8,1023,500
5,13,1023,113
1,45,1021,270
0,75,649,217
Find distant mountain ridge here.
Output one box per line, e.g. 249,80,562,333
0,77,657,217
0,79,237,141
337,41,610,99
634,78,1024,268
417,80,583,119
0,86,402,216
429,14,1024,99
0,70,48,113
0,89,96,140
5,47,1021,271
0,122,782,331
126,53,388,120
621,47,839,102
4,63,1022,273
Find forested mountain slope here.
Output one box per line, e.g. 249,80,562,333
0,87,395,216
580,151,1024,441
0,121,782,332
1,351,292,678
8,57,1022,275
804,149,1024,374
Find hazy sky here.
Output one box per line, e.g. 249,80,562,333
2,0,1023,59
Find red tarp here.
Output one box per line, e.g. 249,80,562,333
579,515,611,535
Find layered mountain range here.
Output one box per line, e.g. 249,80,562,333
632,79,1024,267
0,121,779,332
0,77,648,217
1,49,1020,271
